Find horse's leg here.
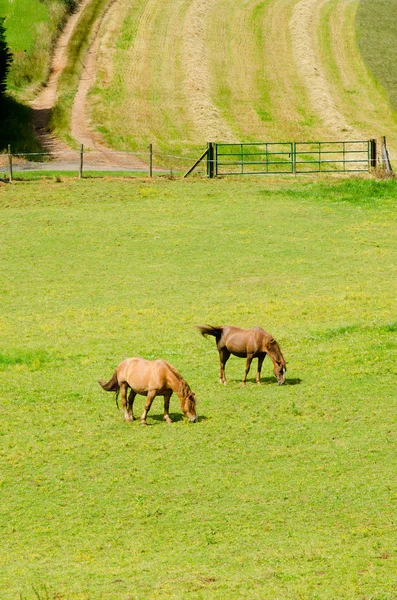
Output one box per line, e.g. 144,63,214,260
256,355,265,384
140,390,156,426
219,348,231,384
242,355,254,386
163,391,173,424
127,389,137,421
120,382,130,422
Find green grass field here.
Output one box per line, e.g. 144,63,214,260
1,177,397,599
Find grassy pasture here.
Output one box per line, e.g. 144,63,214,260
1,177,397,599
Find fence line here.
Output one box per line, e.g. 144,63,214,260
0,145,210,182
1,138,394,182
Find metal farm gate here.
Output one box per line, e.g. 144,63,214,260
204,140,373,177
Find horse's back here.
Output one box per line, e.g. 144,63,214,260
220,325,248,344
118,357,153,388
117,356,144,376
121,357,176,392
224,326,273,355
222,326,256,355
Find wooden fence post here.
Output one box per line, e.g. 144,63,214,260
381,136,393,175
79,144,84,179
148,143,153,177
8,144,12,182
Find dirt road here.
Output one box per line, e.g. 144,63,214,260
30,0,147,170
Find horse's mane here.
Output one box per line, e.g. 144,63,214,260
163,360,194,402
266,337,285,365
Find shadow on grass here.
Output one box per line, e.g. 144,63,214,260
230,377,302,386
0,96,41,153
284,378,302,386
149,413,209,424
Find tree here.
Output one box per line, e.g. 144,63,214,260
0,18,12,101
63,0,77,9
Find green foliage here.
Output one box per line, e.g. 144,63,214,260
0,0,71,96
1,177,397,598
0,17,12,98
0,0,76,151
56,0,77,9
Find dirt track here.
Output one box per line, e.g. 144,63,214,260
30,0,147,170
31,0,91,154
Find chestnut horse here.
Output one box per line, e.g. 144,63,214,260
99,357,197,425
196,325,286,385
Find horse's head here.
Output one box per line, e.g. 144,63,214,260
183,392,197,422
273,361,287,385
266,338,287,385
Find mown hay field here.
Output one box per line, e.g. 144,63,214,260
1,177,397,599
89,0,397,160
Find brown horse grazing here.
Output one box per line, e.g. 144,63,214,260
99,357,197,425
196,325,287,386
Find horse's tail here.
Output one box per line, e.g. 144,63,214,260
98,371,120,409
195,324,224,340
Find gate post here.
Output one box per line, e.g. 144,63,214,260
381,136,393,175
207,142,215,178
292,142,296,174
370,138,377,170
8,144,12,182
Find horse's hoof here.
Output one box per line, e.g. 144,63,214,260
140,421,148,426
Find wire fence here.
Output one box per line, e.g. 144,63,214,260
0,145,209,181
0,139,394,181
